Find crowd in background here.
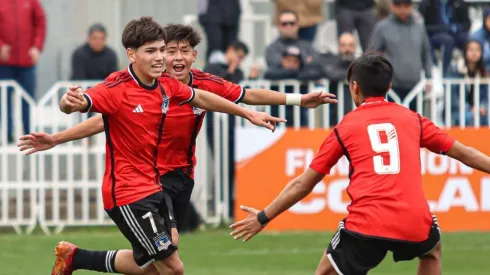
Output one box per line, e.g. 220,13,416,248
3,0,490,134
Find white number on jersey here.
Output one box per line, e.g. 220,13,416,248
367,123,400,174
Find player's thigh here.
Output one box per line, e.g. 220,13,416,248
315,252,339,275
326,221,388,275
391,215,441,262
173,172,195,226
106,192,177,269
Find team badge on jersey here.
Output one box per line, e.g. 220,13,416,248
153,232,172,251
193,106,205,115
162,96,169,114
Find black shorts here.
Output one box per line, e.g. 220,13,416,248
160,169,195,229
327,215,441,275
106,192,177,268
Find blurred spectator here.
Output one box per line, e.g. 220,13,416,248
0,0,46,143
320,32,357,124
321,33,356,82
204,41,250,83
370,0,432,110
71,23,118,80
273,0,324,42
419,0,470,76
264,46,324,80
448,40,488,126
334,0,376,52
265,10,322,80
198,0,241,61
376,0,423,22
471,8,490,71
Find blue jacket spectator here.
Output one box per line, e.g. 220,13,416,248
471,8,490,71
448,40,488,127
419,0,470,76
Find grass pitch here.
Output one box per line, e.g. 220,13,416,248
0,228,489,274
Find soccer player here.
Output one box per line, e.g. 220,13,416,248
50,17,286,275
21,24,334,275
230,53,490,275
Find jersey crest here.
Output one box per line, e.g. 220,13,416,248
162,96,169,114
193,107,205,115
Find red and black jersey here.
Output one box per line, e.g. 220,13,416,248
158,68,244,178
82,65,194,209
310,97,455,242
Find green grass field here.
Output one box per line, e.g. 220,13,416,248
1,228,489,274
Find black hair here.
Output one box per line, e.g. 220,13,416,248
88,23,107,36
464,39,487,77
346,52,393,97
121,16,165,49
229,41,249,55
163,24,202,48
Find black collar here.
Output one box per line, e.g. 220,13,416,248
129,64,158,91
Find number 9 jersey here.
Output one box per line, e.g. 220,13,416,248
309,97,455,242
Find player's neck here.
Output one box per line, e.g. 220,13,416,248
131,64,156,87
181,73,191,86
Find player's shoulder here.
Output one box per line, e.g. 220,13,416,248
101,69,132,90
191,68,225,84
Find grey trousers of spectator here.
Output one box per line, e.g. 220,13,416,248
335,6,376,52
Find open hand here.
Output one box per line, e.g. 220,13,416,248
301,92,337,108
248,111,287,132
230,206,263,242
18,132,56,155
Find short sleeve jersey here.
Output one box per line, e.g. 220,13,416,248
157,68,244,178
82,65,194,209
309,97,455,242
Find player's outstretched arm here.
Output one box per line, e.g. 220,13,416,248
447,141,490,174
60,86,88,114
191,88,287,131
17,115,105,155
242,89,337,108
229,168,325,242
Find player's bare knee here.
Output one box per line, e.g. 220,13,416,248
420,242,442,261
172,259,184,275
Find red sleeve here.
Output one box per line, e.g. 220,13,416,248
309,129,344,174
208,79,245,103
419,114,456,154
161,77,194,105
32,0,46,51
82,84,121,114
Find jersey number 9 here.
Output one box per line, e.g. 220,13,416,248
367,123,400,174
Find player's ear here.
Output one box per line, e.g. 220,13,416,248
192,49,197,62
127,48,136,63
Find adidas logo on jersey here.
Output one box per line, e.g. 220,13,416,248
133,104,144,113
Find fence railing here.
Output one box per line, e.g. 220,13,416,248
0,78,488,234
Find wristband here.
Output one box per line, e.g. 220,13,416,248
286,94,302,106
257,210,270,226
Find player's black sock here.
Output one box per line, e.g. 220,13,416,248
73,249,118,273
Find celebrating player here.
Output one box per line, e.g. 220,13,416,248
230,53,490,275
20,24,335,275
49,17,288,275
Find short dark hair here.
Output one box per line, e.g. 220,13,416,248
121,17,165,49
88,23,107,36
347,52,393,97
163,24,202,48
229,41,249,55
278,9,298,21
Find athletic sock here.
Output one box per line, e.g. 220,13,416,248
72,249,118,273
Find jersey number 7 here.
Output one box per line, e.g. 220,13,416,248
367,123,400,175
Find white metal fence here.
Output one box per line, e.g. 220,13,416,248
0,78,488,234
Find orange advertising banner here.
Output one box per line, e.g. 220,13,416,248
235,128,490,232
